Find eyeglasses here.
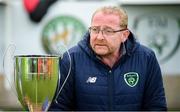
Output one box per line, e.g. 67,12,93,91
89,26,127,36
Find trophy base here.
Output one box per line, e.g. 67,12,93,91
24,96,50,112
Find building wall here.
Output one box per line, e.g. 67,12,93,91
0,6,5,73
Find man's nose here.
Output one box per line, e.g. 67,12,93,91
96,30,105,40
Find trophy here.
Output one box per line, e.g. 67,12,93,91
14,55,60,111
3,44,71,111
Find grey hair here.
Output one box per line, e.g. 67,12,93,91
91,6,128,29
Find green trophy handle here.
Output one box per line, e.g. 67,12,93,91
2,44,18,98
54,43,72,105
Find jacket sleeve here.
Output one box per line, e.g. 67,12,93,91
142,51,167,110
49,52,75,111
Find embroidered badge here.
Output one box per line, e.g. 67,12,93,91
124,72,139,87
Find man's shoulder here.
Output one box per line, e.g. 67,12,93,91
64,45,84,56
69,45,81,53
135,43,155,57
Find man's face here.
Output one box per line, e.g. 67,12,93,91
90,12,126,57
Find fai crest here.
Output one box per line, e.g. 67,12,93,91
133,13,180,64
124,72,139,87
42,15,86,55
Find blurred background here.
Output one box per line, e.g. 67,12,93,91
0,0,180,111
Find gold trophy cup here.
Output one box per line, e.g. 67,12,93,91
14,55,60,111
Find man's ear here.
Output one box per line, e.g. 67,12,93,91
121,30,130,42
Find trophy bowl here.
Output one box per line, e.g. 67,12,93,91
14,55,60,111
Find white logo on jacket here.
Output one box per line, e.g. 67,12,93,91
86,77,97,83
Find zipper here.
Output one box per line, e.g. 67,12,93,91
108,70,114,110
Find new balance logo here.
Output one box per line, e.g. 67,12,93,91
86,77,97,83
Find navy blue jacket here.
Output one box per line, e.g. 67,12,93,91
49,31,167,111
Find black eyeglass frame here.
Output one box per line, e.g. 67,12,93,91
88,27,128,36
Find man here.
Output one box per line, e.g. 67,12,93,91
49,6,167,111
